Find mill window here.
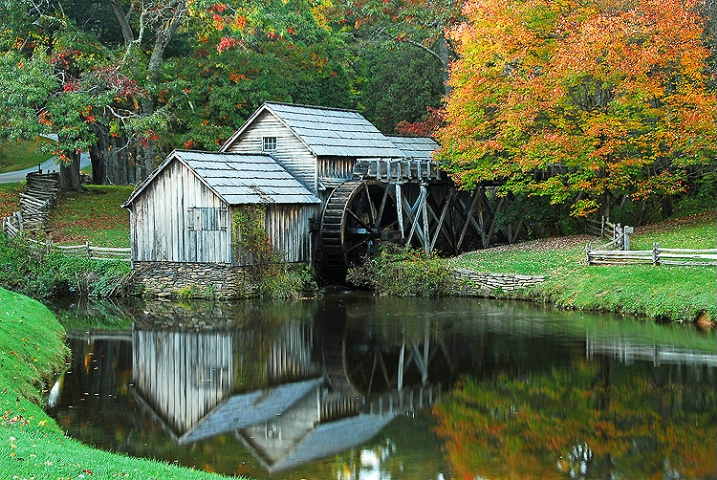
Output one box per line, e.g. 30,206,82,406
262,136,277,151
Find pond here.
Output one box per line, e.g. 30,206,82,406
45,293,717,479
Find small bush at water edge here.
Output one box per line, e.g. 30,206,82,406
347,245,457,297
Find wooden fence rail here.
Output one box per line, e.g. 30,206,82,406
56,243,131,261
2,172,130,262
2,212,22,237
585,216,634,250
23,237,131,261
3,216,130,261
586,242,717,267
585,216,612,239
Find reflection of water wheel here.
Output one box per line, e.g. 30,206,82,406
343,343,396,396
321,179,398,278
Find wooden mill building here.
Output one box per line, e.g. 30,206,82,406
123,102,442,298
219,101,408,198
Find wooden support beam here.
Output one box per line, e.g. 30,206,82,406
487,196,507,245
456,188,482,251
395,184,405,239
403,190,428,248
421,184,429,253
429,191,453,253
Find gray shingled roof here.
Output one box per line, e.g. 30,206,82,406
179,378,323,444
222,102,405,158
259,413,395,473
123,150,320,207
388,136,440,162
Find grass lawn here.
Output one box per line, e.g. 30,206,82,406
49,184,133,248
0,288,233,480
0,138,54,173
0,182,22,218
449,210,717,323
2,183,132,247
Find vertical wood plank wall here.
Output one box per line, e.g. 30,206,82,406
130,161,232,263
317,156,355,180
133,329,234,434
264,205,317,263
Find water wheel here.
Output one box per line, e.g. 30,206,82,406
320,179,399,278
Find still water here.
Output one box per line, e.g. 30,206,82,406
46,293,717,479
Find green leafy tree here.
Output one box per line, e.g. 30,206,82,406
358,41,444,134
331,0,463,132
0,0,348,187
167,1,353,150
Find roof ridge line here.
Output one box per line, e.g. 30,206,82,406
264,101,360,114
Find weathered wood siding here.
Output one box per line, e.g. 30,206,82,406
233,204,317,264
224,112,318,192
129,160,232,263
133,329,234,435
318,156,355,180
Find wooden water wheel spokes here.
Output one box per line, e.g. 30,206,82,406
321,179,398,277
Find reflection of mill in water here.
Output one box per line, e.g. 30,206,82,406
131,315,446,473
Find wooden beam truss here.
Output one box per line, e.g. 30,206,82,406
392,182,518,254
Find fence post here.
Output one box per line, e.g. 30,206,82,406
623,226,634,251
86,241,91,260
585,243,591,265
652,242,660,265
600,216,605,239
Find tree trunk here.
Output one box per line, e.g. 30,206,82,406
90,124,136,185
134,97,158,181
439,36,451,96
89,144,105,185
59,151,82,191
90,123,108,185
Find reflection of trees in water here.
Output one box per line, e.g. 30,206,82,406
46,336,134,449
49,295,717,478
435,360,717,479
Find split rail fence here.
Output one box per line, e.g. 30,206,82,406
585,242,717,266
1,173,130,262
2,218,131,261
586,242,717,267
585,215,716,267
585,216,634,250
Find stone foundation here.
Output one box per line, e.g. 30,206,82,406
132,261,253,299
454,268,546,295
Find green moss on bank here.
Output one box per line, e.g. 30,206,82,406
0,288,232,479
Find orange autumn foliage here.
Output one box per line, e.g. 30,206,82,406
436,0,717,217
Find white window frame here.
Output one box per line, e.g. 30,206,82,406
262,136,277,152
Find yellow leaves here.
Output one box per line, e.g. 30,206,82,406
441,0,717,215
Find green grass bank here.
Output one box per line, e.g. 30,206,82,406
0,287,231,480
354,210,717,324
0,138,54,174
